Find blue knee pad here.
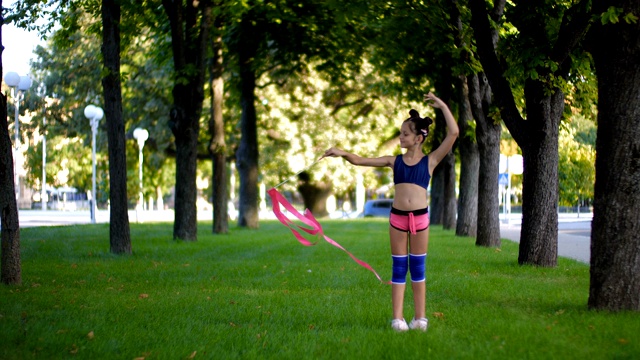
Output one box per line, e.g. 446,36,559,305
391,255,408,284
409,253,427,282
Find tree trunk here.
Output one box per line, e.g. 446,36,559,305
209,30,228,234
517,80,561,266
448,0,478,237
470,0,567,266
430,86,457,228
162,0,212,240
442,151,457,230
430,165,444,225
456,75,479,237
469,73,501,247
101,0,131,254
588,0,640,311
297,173,331,217
236,18,260,229
0,83,21,285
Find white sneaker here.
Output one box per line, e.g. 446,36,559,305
391,318,409,332
409,317,428,331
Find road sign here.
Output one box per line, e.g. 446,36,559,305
499,173,509,185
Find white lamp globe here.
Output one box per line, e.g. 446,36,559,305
94,106,104,121
18,76,32,91
4,72,20,87
133,128,149,142
84,104,97,119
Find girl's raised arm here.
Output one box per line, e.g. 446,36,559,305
425,93,459,173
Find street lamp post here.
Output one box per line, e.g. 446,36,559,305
4,72,32,201
133,128,149,212
41,101,47,211
84,105,104,223
39,85,48,211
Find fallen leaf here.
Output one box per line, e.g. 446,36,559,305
87,331,94,340
230,322,237,327
139,294,149,299
433,312,445,319
188,351,197,359
619,338,629,345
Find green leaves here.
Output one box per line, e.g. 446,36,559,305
558,116,595,207
600,6,639,25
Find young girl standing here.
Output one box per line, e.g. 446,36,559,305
322,92,459,331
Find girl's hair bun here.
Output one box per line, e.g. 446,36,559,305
404,108,433,143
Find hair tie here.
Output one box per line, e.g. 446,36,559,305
420,129,428,137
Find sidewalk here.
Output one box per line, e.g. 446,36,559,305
500,213,592,264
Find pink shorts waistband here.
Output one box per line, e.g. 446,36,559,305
389,207,430,235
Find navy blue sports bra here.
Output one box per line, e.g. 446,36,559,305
393,155,431,190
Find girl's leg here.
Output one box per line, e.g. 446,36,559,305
389,226,409,320
409,230,429,319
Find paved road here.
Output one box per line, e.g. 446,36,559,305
500,213,592,264
15,209,175,227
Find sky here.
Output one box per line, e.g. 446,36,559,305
3,0,45,78
3,23,42,76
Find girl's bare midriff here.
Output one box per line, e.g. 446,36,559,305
393,183,428,211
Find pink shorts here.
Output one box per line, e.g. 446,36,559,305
389,207,430,235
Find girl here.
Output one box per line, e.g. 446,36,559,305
322,92,459,331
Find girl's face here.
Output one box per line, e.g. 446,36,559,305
399,121,420,148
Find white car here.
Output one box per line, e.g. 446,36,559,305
362,199,393,217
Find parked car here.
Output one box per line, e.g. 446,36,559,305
363,199,393,217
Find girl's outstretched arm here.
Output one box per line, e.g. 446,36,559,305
322,147,395,168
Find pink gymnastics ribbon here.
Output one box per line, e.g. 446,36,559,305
267,187,390,284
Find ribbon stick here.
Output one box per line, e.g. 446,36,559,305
268,187,390,284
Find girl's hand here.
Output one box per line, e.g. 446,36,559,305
322,147,345,159
424,92,446,109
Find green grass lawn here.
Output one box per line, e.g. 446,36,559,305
1,219,639,359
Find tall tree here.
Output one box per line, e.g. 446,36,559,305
0,6,22,283
451,1,479,237
469,0,592,266
0,97,21,285
455,76,479,237
209,23,228,234
235,14,260,228
469,72,501,247
433,83,458,229
102,0,131,254
467,0,505,247
161,0,213,240
225,0,368,228
11,0,136,252
588,0,640,311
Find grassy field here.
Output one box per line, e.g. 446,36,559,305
1,219,639,359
